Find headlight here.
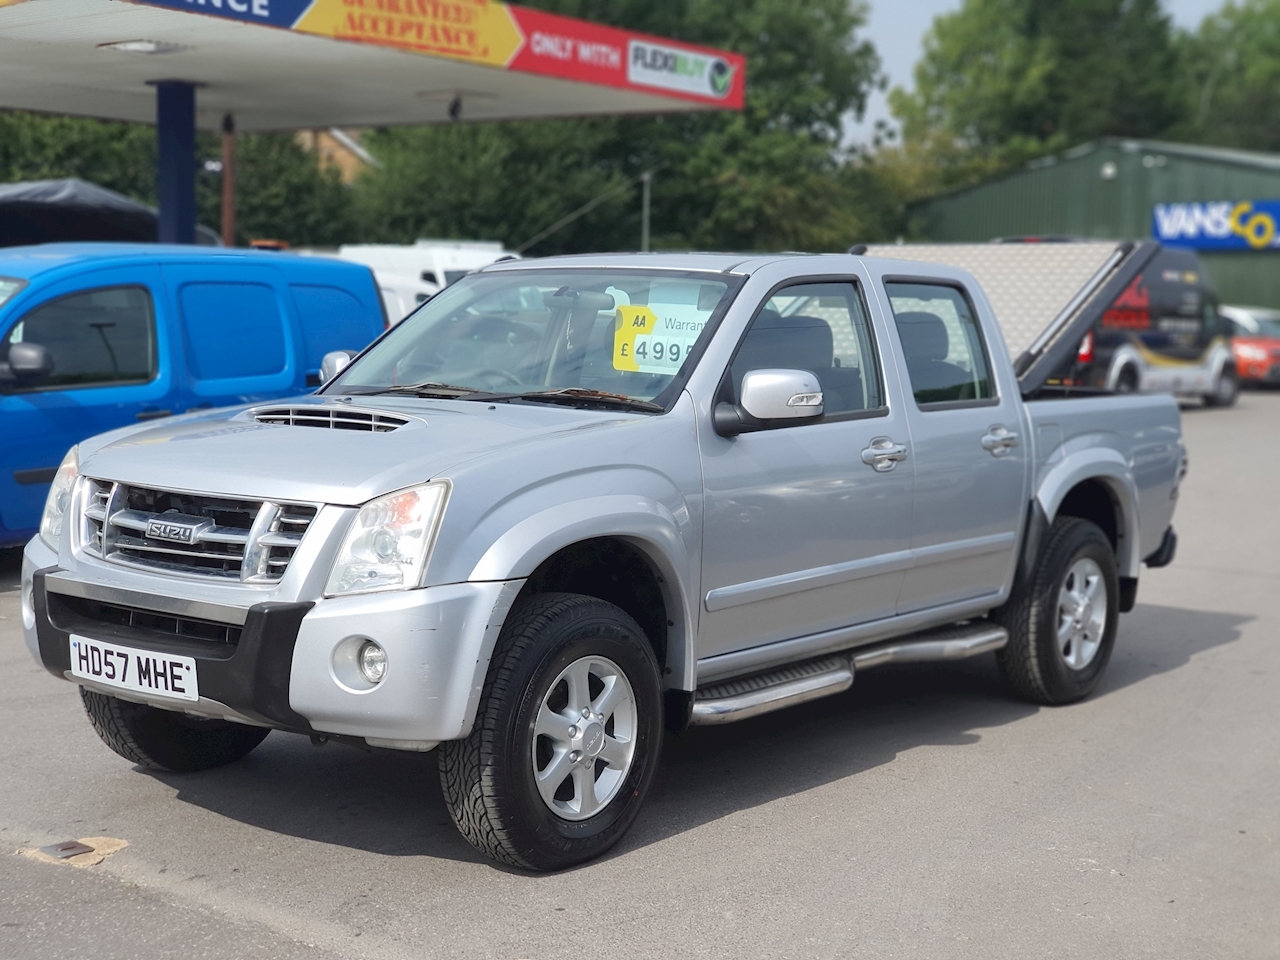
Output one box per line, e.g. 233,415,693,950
325,482,449,597
39,446,78,550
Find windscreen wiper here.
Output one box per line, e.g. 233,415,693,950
359,381,489,398
507,388,664,412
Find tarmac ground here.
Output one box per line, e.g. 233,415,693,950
1,391,1277,959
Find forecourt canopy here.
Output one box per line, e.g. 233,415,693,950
0,0,745,241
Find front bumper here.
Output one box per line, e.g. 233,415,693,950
23,538,523,746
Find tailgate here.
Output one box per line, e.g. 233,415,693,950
860,240,1160,396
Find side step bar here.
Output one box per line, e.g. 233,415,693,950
689,622,1007,726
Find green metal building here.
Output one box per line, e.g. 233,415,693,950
912,138,1280,308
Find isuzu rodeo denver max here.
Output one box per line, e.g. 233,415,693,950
22,246,1184,870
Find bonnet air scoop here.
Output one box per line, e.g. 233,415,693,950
246,405,418,433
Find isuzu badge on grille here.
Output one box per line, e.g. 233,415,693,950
145,519,202,544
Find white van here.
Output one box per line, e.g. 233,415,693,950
333,240,518,324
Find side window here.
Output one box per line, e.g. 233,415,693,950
728,282,884,416
2,286,156,390
180,282,286,380
885,282,994,407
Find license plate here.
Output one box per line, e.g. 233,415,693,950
69,635,199,702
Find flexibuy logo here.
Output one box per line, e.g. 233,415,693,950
708,58,733,96
628,40,735,99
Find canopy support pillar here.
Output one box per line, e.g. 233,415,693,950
153,80,197,244
221,112,236,246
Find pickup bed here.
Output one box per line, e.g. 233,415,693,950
21,249,1184,870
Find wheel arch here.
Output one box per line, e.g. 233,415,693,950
468,496,697,691
1036,451,1141,579
1107,349,1143,391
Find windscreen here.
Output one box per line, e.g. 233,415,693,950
329,270,736,408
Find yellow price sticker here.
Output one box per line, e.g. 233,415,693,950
612,304,706,374
613,306,657,372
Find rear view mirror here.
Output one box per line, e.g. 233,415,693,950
9,342,54,380
319,350,356,384
714,368,823,437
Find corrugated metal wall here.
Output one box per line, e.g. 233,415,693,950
914,139,1280,307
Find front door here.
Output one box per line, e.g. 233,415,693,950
882,280,1027,613
0,268,171,539
698,280,915,659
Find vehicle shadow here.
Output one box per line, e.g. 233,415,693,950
143,601,1247,869
0,546,22,592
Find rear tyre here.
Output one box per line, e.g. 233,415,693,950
1204,366,1239,407
439,593,663,871
993,517,1119,705
80,688,270,772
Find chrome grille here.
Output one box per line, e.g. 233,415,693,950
252,405,409,432
80,479,317,582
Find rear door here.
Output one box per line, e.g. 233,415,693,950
289,279,385,386
880,278,1029,613
0,266,172,537
162,263,300,408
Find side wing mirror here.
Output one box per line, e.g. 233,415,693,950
8,342,54,380
319,349,357,384
714,368,824,437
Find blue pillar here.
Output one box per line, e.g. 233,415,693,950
155,81,196,245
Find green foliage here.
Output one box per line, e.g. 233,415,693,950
0,110,352,247
0,112,156,201
889,0,1186,189
354,0,881,253
1178,0,1280,151
356,120,632,252
197,133,354,247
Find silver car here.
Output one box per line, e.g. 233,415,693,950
21,251,1184,869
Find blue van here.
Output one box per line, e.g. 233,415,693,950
0,243,386,546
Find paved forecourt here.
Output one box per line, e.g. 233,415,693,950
1,393,1277,959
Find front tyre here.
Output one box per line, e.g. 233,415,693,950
993,517,1119,705
80,688,270,772
439,593,663,871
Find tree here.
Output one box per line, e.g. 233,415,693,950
0,110,353,247
1178,0,1280,152
0,111,155,201
889,0,1185,187
196,133,354,247
354,0,882,253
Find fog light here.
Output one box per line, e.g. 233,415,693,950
358,641,387,684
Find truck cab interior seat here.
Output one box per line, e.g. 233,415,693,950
895,311,975,401
731,310,864,413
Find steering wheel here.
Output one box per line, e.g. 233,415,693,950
457,368,524,389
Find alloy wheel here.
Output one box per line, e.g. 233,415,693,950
531,655,637,821
1057,557,1107,670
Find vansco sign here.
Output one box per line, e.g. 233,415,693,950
1153,199,1280,251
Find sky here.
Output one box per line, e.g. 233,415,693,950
846,0,1230,144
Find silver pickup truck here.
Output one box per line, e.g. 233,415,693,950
20,247,1184,870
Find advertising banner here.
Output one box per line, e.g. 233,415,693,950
1153,199,1280,251
128,0,745,109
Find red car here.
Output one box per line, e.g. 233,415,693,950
1222,305,1280,385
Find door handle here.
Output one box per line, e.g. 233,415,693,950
861,437,908,472
135,409,172,421
981,425,1019,457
